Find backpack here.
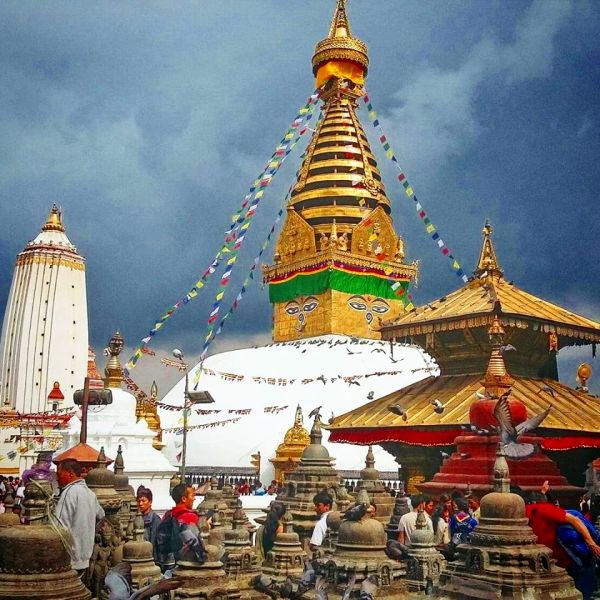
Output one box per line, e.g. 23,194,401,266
156,510,208,568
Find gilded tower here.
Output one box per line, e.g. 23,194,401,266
264,0,418,342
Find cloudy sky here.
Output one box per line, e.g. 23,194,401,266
1,0,598,394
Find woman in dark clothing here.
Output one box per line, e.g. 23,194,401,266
261,501,286,557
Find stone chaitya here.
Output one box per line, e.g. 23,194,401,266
113,445,136,536
0,478,91,600
439,444,581,599
357,445,395,526
260,511,307,583
316,489,407,598
122,511,162,590
222,500,262,598
385,479,411,540
404,509,446,594
280,410,342,548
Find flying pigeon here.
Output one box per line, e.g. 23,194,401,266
348,379,360,386
430,399,444,414
371,348,385,354
367,391,375,400
343,503,369,521
316,375,327,385
308,406,322,420
493,395,551,459
388,404,408,422
346,348,359,355
499,344,517,354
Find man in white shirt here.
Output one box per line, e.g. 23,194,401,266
309,490,333,552
398,494,433,545
54,458,105,575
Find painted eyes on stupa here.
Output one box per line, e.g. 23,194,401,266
284,297,319,316
303,299,318,312
285,303,300,315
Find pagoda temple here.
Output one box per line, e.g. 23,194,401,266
328,222,600,491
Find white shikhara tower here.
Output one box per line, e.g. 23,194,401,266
0,206,88,412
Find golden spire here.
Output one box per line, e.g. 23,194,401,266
41,204,65,233
104,331,124,388
327,0,351,38
475,220,503,278
482,315,513,396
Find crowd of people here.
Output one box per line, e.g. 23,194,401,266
5,464,600,600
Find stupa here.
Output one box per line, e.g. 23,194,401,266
357,445,396,526
330,222,600,490
113,445,137,534
404,509,446,593
439,445,581,599
420,316,583,505
269,405,311,484
222,500,262,597
280,411,343,547
316,490,407,598
0,478,91,600
260,511,307,582
62,331,176,510
0,205,89,471
122,511,162,590
158,0,435,484
385,480,411,540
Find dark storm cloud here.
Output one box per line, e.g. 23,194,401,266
0,1,599,390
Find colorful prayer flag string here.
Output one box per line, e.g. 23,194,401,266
193,97,322,385
362,92,469,286
123,89,321,374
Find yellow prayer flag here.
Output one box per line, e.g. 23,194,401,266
189,290,198,298
216,291,224,301
405,186,413,196
255,191,264,198
386,149,394,159
453,260,460,269
426,224,435,233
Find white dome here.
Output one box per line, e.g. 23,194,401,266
160,335,437,481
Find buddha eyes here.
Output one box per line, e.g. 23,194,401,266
285,303,300,315
349,300,367,311
371,303,390,314
303,301,318,312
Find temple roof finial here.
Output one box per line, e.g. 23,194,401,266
41,204,65,233
482,315,513,396
475,220,503,278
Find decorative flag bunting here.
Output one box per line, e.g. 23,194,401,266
123,89,322,374
362,93,469,287
163,417,242,433
193,97,322,385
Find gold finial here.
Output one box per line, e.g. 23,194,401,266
294,404,303,427
475,220,503,278
327,0,351,38
41,204,65,233
482,315,513,395
104,331,124,388
312,0,369,80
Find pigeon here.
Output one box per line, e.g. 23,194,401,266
385,540,409,561
343,503,369,521
388,404,408,422
308,406,322,420
367,391,375,400
493,395,551,459
475,390,495,400
499,344,517,354
360,575,379,600
371,348,385,354
348,379,360,386
459,452,470,459
430,399,444,414
440,451,450,460
315,576,329,600
251,575,279,599
341,573,357,600
538,385,556,398
301,349,307,354
346,348,359,355
316,375,327,385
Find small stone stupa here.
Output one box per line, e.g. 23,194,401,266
122,511,162,590
358,445,395,526
0,491,20,528
222,500,262,597
113,445,136,535
0,479,91,599
404,509,446,593
439,444,582,599
317,489,406,599
280,409,341,547
385,478,411,540
260,511,307,582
